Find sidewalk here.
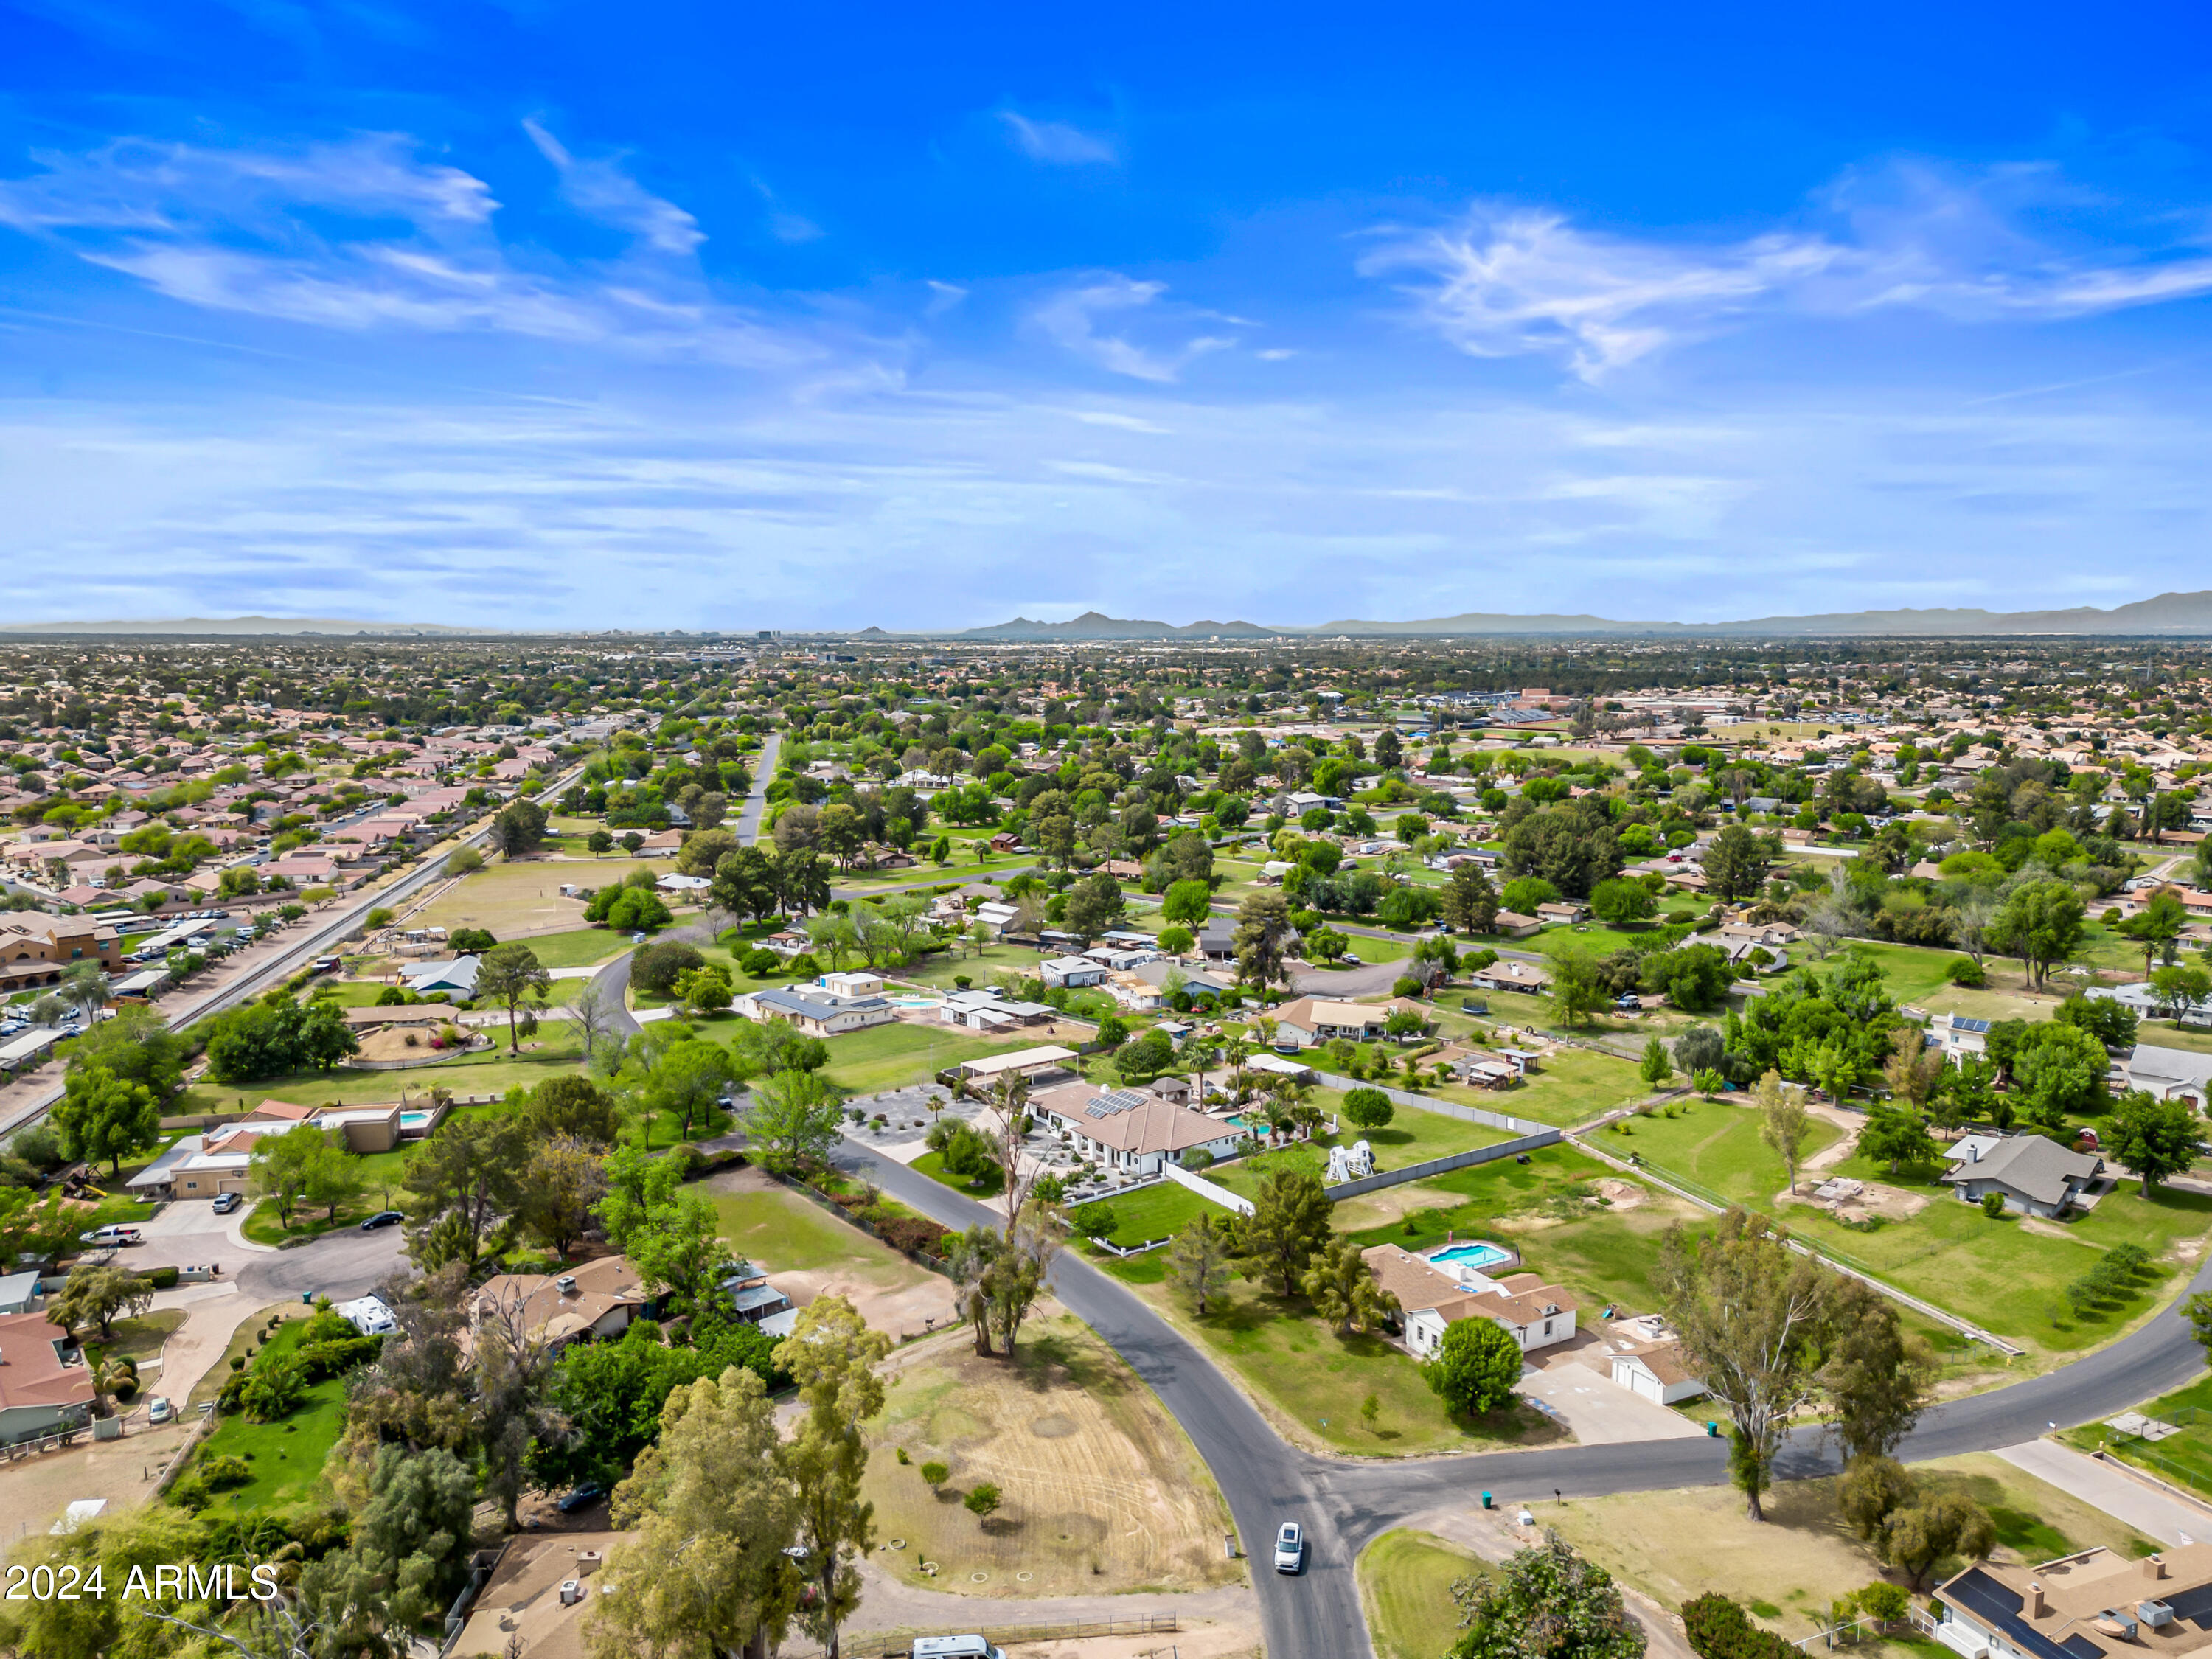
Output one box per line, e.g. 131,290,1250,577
1994,1439,2212,1547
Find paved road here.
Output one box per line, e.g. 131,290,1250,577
734,732,782,846
835,1135,2212,1659
234,1224,408,1306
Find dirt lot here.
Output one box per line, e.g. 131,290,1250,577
705,1166,957,1340
411,857,661,939
0,1419,198,1559
1540,1453,2159,1643
863,1317,1245,1599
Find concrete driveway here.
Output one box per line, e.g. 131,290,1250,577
1517,1353,1711,1446
135,1196,272,1259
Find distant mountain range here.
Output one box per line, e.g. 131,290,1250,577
943,590,2212,639
0,616,496,637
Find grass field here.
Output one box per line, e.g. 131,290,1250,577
1600,1096,1842,1207
1359,1530,1486,1659
1431,1047,1648,1128
1073,1180,1229,1248
895,945,1056,990
862,1318,1243,1596
175,1029,594,1117
913,1148,1004,1199
706,1181,938,1293
1544,1454,2154,1641
502,927,628,970
1098,1235,1568,1456
411,856,661,938
814,1020,1032,1095
182,1322,349,1515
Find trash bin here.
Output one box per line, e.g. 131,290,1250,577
301,1291,314,1305
1481,1492,1493,1510
1706,1422,1720,1437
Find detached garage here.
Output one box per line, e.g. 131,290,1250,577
1609,1342,1705,1406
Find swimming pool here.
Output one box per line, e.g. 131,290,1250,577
400,1110,436,1130
1427,1242,1514,1271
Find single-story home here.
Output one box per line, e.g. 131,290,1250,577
0,1310,95,1444
1941,1133,2104,1218
1488,911,1545,939
0,1271,42,1316
938,989,1055,1030
1360,1245,1578,1358
403,954,481,998
1273,998,1396,1047
1029,1079,1248,1176
473,1256,648,1350
1040,956,1107,988
732,986,897,1037
1468,958,1553,995
1196,918,1238,963
2114,1042,2212,1109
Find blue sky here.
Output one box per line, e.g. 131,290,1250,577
4,1,2212,630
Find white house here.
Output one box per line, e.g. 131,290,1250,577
1359,1245,1578,1359
2115,1042,2212,1109
1029,1080,1247,1176
1941,1133,2105,1218
819,970,886,999
731,986,897,1037
1606,1339,1706,1405
1040,956,1107,988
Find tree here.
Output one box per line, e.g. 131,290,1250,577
638,1036,740,1141
1884,1493,1997,1590
1753,1068,1812,1193
490,799,549,858
1704,824,1781,901
964,1481,1003,1520
52,1063,160,1177
1590,877,1657,926
2150,964,2212,1023
1441,861,1501,935
1447,1531,1644,1659
2107,1089,2202,1197
1233,891,1295,990
1063,872,1124,942
587,828,614,857
1880,1025,1946,1114
711,845,779,922
630,938,706,997
773,1295,891,1659
1658,1208,1831,1520
2122,891,2191,977
476,942,552,1054
1228,1165,1332,1297
1549,952,1609,1027
1820,1277,1937,1463
517,1135,609,1258
402,1114,529,1272
62,1003,188,1099
591,1363,799,1659
1857,1107,1938,1178
300,1444,480,1641
677,826,739,879
1425,1315,1523,1416
1301,1236,1400,1335
1672,1023,1725,1081
1988,878,2085,990
524,1073,625,1144
1166,1212,1234,1315
1341,1086,1395,1131
743,1065,844,1174
46,1264,152,1343
1161,878,1214,925
1839,1452,1918,1541
569,980,625,1074
1638,1035,1673,1091
2011,1020,2110,1130
249,1122,352,1230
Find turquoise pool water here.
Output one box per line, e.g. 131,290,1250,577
400,1110,435,1130
1427,1242,1512,1270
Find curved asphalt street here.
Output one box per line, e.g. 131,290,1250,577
834,1138,2212,1659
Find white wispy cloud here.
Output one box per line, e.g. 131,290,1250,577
1368,164,2212,380
1031,275,1234,382
998,111,1118,166
522,118,703,255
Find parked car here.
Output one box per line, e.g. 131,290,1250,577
1273,1521,1304,1574
78,1225,144,1247
557,1482,607,1514
147,1397,173,1425
359,1210,406,1231
212,1192,242,1214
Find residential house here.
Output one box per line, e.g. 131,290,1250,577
1534,901,1590,925
1040,955,1107,988
1196,917,1239,963
0,914,122,990
2115,1043,2212,1110
0,1310,95,1444
1487,910,1544,939
1941,1134,2105,1218
819,970,886,998
473,1256,649,1349
1029,1080,1248,1176
1359,1245,1579,1358
1273,997,1399,1047
732,986,897,1037
938,989,1055,1031
1935,1541,2212,1659
1928,1012,1993,1062
0,1272,42,1317
403,954,481,998
1468,957,1553,995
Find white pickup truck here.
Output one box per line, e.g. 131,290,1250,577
78,1225,145,1248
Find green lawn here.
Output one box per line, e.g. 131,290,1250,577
1105,1263,1564,1455
1360,1530,1487,1659
894,945,1051,990
912,1148,1004,1198
2059,1374,2212,1498
1601,1096,1842,1208
1429,1046,1647,1128
1206,1102,1516,1200
811,1021,1031,1095
173,1029,594,1116
706,1183,940,1290
1073,1180,1230,1248
506,927,629,970
182,1323,349,1514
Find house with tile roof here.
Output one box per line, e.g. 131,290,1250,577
1359,1243,1578,1359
